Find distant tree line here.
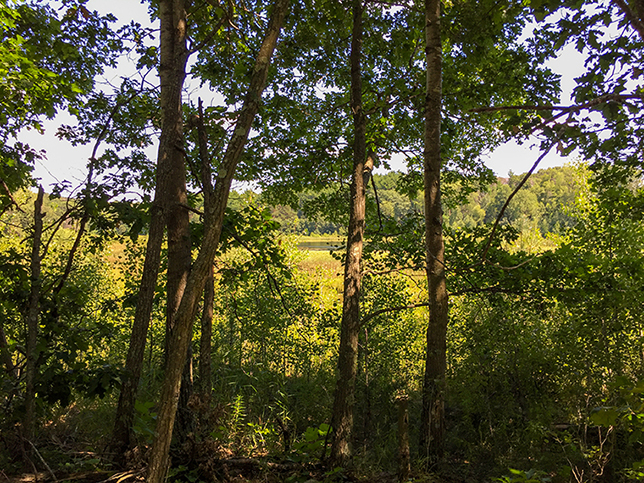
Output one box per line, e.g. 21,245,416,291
246,165,585,237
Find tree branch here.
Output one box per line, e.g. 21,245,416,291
478,127,564,264
360,302,429,328
471,94,643,137
188,15,228,54
612,0,644,41
0,178,25,213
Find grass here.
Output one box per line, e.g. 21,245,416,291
297,248,343,274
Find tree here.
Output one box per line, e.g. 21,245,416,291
110,0,192,458
418,0,447,464
146,1,290,479
473,1,644,175
238,0,559,467
0,1,127,463
24,187,43,445
329,0,374,465
0,1,123,207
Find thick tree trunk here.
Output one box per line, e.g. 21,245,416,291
146,2,289,481
111,0,190,460
24,186,44,444
330,0,373,466
160,0,190,361
418,0,447,466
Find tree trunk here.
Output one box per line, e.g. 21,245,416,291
111,208,165,459
196,98,214,404
419,0,447,466
161,0,194,448
146,2,289,480
175,346,195,445
330,0,374,466
110,0,190,460
198,264,214,397
362,327,371,452
24,186,44,444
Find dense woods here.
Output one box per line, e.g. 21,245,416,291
1,0,644,482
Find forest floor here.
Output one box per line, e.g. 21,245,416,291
2,468,448,483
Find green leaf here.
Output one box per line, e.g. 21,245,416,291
590,407,620,427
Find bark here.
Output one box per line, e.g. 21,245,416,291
198,264,214,397
24,186,44,443
159,0,190,362
197,101,214,398
330,0,374,466
361,327,371,452
175,346,195,445
419,0,447,466
110,0,190,459
160,0,194,448
146,2,289,480
110,208,165,458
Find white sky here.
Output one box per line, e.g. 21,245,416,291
23,1,583,192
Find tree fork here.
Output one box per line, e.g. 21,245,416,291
146,1,290,480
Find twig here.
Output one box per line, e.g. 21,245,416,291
492,254,539,271
188,16,228,54
470,93,643,138
360,302,429,328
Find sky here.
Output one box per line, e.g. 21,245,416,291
22,0,584,193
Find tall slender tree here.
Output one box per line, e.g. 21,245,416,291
159,0,195,448
111,0,191,458
418,0,447,464
24,187,44,446
330,0,375,466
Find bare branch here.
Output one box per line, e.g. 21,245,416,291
478,127,564,264
0,178,25,213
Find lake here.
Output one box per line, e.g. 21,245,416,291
298,240,344,251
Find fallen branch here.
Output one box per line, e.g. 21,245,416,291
25,440,56,482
